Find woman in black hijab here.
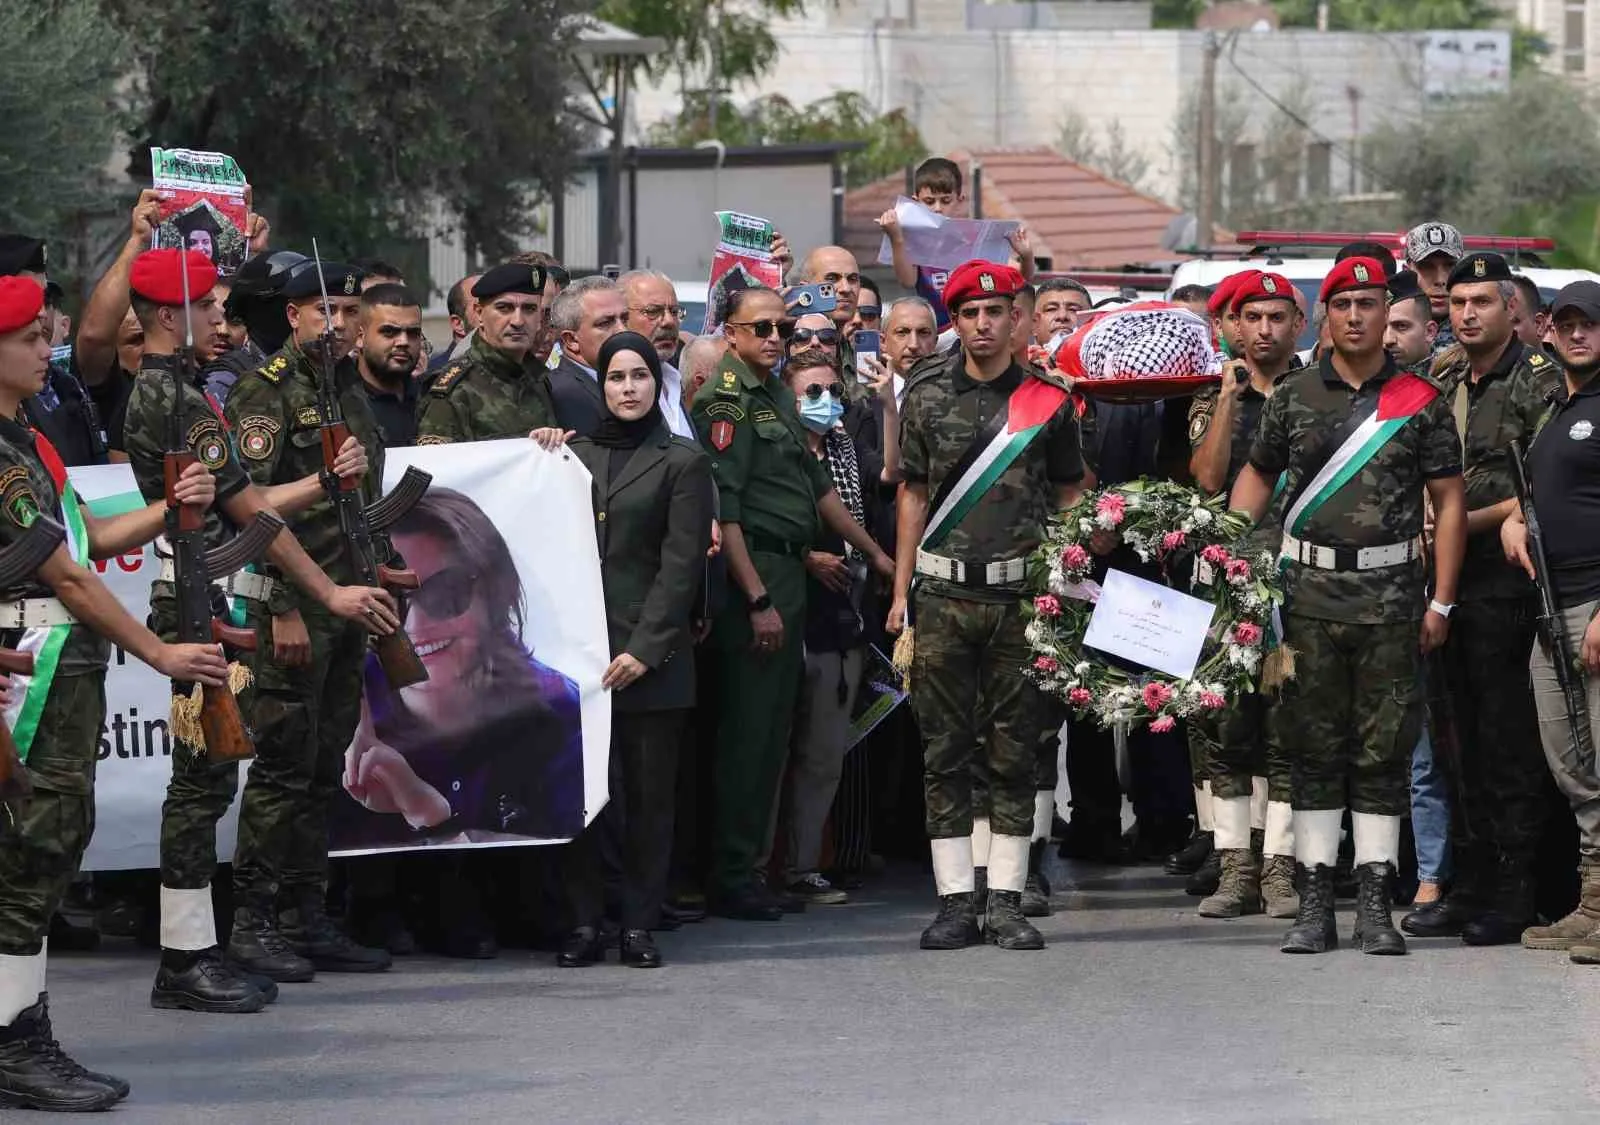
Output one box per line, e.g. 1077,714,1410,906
561,332,713,968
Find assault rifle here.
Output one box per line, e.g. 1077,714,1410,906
168,254,284,762
0,516,69,800
308,241,430,688
1509,438,1594,770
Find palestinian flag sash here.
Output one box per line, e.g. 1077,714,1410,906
921,377,1070,551
4,434,88,760
1283,372,1440,541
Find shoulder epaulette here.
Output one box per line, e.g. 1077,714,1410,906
1527,349,1551,368
428,363,467,396
257,354,290,385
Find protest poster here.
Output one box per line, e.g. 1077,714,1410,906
875,196,1020,272
149,147,251,276
77,440,612,871
704,210,784,333
848,644,907,750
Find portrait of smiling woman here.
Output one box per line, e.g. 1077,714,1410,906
334,487,585,848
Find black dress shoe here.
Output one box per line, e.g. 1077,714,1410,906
557,927,603,967
1400,896,1480,937
708,885,783,921
619,929,662,968
660,901,706,926
1165,830,1215,876
1185,848,1222,896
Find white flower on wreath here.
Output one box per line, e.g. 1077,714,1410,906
1079,518,1096,536
1192,507,1214,527
1075,662,1091,676
1227,646,1261,673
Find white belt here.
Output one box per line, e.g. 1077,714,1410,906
0,598,75,628
915,549,1027,587
1279,533,1418,572
158,560,276,602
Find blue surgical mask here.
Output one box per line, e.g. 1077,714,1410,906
798,391,844,433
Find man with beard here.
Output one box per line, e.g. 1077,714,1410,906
1187,272,1303,921
354,285,423,448
1231,256,1466,956
1383,272,1437,375
621,270,694,438
1034,279,1090,349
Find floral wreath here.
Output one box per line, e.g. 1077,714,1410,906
1023,479,1287,731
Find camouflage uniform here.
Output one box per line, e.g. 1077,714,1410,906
0,418,111,955
223,341,383,908
121,354,258,893
1429,339,1560,879
692,355,829,900
1248,353,1461,814
899,351,1083,840
415,333,557,444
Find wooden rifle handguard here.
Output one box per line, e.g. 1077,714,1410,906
377,565,419,592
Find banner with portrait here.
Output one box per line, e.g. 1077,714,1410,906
148,146,251,277
76,441,611,870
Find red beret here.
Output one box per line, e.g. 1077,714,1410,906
0,277,43,336
942,259,1025,311
1207,270,1259,318
1231,271,1296,312
129,249,217,307
1319,257,1387,304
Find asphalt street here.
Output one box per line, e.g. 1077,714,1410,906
44,852,1600,1124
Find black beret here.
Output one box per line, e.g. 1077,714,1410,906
1447,251,1513,289
1387,269,1424,304
282,261,365,300
0,235,47,278
471,263,546,300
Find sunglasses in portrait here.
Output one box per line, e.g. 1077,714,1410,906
802,381,847,401
728,319,795,340
412,564,477,619
791,326,839,347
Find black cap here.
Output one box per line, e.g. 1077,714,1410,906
282,261,365,300
1447,251,1513,289
231,250,309,299
1552,280,1600,322
471,262,546,300
1387,269,1424,303
0,235,46,278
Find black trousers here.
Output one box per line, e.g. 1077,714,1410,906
566,709,687,930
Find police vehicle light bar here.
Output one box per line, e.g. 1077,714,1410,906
1236,231,1556,253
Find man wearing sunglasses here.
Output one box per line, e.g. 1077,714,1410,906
847,278,882,345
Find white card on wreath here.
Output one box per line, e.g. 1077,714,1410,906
1082,568,1216,680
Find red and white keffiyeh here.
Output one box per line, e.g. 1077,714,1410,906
1052,300,1222,382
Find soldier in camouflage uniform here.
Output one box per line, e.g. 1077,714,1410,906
1231,256,1465,956
0,276,229,1112
120,249,400,1012
1399,253,1561,947
1186,271,1303,920
890,260,1084,952
416,263,560,445
222,260,397,978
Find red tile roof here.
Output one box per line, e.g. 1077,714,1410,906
843,146,1217,271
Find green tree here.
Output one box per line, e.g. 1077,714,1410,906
1056,111,1152,193
1152,0,1206,29
108,0,585,264
1274,0,1504,29
0,1,130,241
599,0,807,97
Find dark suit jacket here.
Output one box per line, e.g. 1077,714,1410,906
572,427,713,713
549,357,607,438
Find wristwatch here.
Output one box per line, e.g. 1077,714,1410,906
748,593,773,613
1428,599,1454,618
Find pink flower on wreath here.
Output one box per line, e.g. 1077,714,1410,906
1200,544,1231,566
1232,622,1263,647
1062,544,1090,571
1068,687,1092,707
1150,715,1176,733
1161,530,1187,552
1033,594,1062,617
1142,681,1173,710
1199,691,1227,710
1095,493,1127,526
1225,558,1253,582
1034,656,1060,674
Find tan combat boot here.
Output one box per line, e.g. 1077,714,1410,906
1260,854,1300,919
1198,849,1262,918
1523,860,1600,951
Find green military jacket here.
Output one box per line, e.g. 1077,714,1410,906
0,416,108,675
1248,352,1461,624
898,349,1084,604
223,340,385,616
121,353,253,605
691,354,829,550
1431,338,1563,602
415,333,557,444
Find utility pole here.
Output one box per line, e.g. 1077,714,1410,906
1197,31,1220,249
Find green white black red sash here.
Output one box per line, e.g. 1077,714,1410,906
921,377,1070,551
3,435,89,760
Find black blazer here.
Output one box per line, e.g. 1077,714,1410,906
549,357,607,438
571,428,713,713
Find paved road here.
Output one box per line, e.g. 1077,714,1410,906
47,855,1600,1124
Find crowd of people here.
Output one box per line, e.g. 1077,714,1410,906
0,153,1598,1111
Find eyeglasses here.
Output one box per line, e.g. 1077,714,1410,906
412,565,477,619
791,326,839,346
630,304,684,321
802,381,847,401
728,319,794,340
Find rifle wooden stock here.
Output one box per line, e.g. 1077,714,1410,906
376,564,419,591
198,681,254,763
0,649,32,801
372,630,427,689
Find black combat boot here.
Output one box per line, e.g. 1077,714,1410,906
279,893,392,973
1164,829,1214,876
1021,841,1053,918
985,890,1045,950
919,893,981,950
1462,854,1538,947
151,947,267,1014
227,903,315,983
1281,864,1338,954
1352,861,1407,956
0,993,123,1112
1185,847,1222,897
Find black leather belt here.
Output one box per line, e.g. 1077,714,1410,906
745,531,808,559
